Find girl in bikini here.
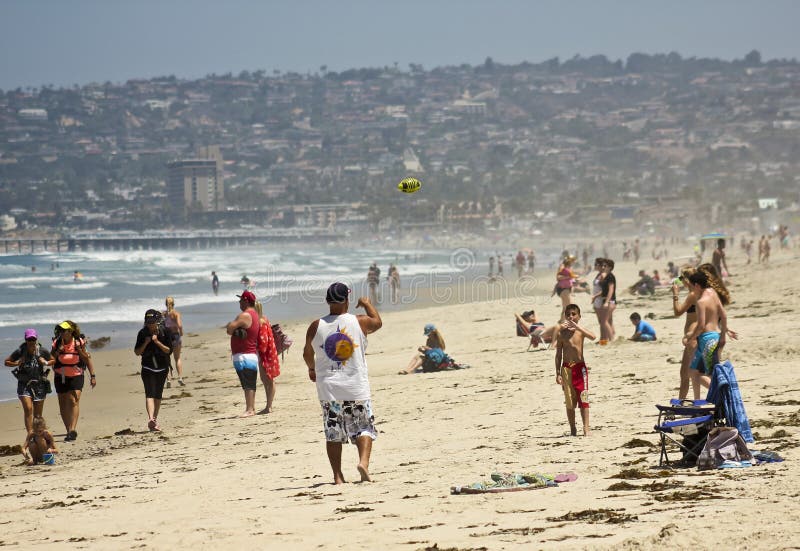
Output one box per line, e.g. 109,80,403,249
672,267,700,399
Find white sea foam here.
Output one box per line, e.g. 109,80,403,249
124,279,198,287
0,275,67,285
0,297,112,310
8,284,36,289
51,282,109,290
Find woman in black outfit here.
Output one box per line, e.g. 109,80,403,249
134,309,173,432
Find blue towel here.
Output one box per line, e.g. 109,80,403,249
706,360,754,443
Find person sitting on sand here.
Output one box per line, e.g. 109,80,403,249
399,323,446,374
554,304,596,437
629,270,656,296
22,416,58,466
628,312,657,341
515,310,556,349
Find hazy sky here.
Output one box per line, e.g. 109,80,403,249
2,0,798,90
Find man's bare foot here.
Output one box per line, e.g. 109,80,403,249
357,463,372,482
257,407,271,415
334,472,346,484
583,428,590,436
239,410,255,418
570,426,577,436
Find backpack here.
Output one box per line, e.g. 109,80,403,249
12,343,44,383
271,323,293,359
52,335,88,377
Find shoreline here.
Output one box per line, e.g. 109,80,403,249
0,263,557,401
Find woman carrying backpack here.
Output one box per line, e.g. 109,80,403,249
4,328,54,434
52,320,96,442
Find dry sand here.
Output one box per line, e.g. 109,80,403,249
1,249,798,550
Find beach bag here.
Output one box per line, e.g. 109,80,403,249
697,427,754,470
271,323,293,359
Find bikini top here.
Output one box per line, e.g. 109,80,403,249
687,305,696,314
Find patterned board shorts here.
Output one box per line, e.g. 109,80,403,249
320,400,377,444
690,331,720,375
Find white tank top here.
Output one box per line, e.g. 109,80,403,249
312,313,370,401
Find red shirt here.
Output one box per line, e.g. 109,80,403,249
231,309,259,355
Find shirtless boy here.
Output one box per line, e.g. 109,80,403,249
554,304,596,436
683,270,729,391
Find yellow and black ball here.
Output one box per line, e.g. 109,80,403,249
398,177,422,193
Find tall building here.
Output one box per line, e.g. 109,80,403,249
167,146,225,216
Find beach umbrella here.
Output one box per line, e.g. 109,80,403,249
700,232,729,240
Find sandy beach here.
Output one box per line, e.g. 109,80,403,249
1,247,798,550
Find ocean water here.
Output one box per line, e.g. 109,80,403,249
4,245,556,401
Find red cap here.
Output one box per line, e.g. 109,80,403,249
237,290,256,304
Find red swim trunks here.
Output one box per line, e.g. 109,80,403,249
561,361,589,409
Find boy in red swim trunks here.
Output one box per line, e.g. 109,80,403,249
555,304,596,436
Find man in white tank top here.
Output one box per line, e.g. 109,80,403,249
303,282,382,484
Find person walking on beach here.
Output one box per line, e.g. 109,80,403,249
303,282,382,484
554,304,596,436
597,259,616,344
387,264,401,304
527,250,536,274
554,256,578,321
163,296,185,388
367,262,381,304
226,290,260,417
254,301,280,414
712,239,730,278
134,309,173,432
4,329,54,434
211,271,220,295
52,321,96,441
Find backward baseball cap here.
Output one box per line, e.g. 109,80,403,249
326,282,350,304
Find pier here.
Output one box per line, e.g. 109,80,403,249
0,228,335,254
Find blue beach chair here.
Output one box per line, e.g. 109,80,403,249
654,399,722,467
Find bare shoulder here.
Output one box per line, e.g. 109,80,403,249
305,319,320,337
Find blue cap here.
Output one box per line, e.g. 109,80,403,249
424,323,435,335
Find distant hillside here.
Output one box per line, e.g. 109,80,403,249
1,50,798,233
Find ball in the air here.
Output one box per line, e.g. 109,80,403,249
398,177,422,193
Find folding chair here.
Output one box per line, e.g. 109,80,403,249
516,320,550,351
654,399,721,467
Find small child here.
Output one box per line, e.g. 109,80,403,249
629,312,657,342
22,416,58,466
554,304,596,436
